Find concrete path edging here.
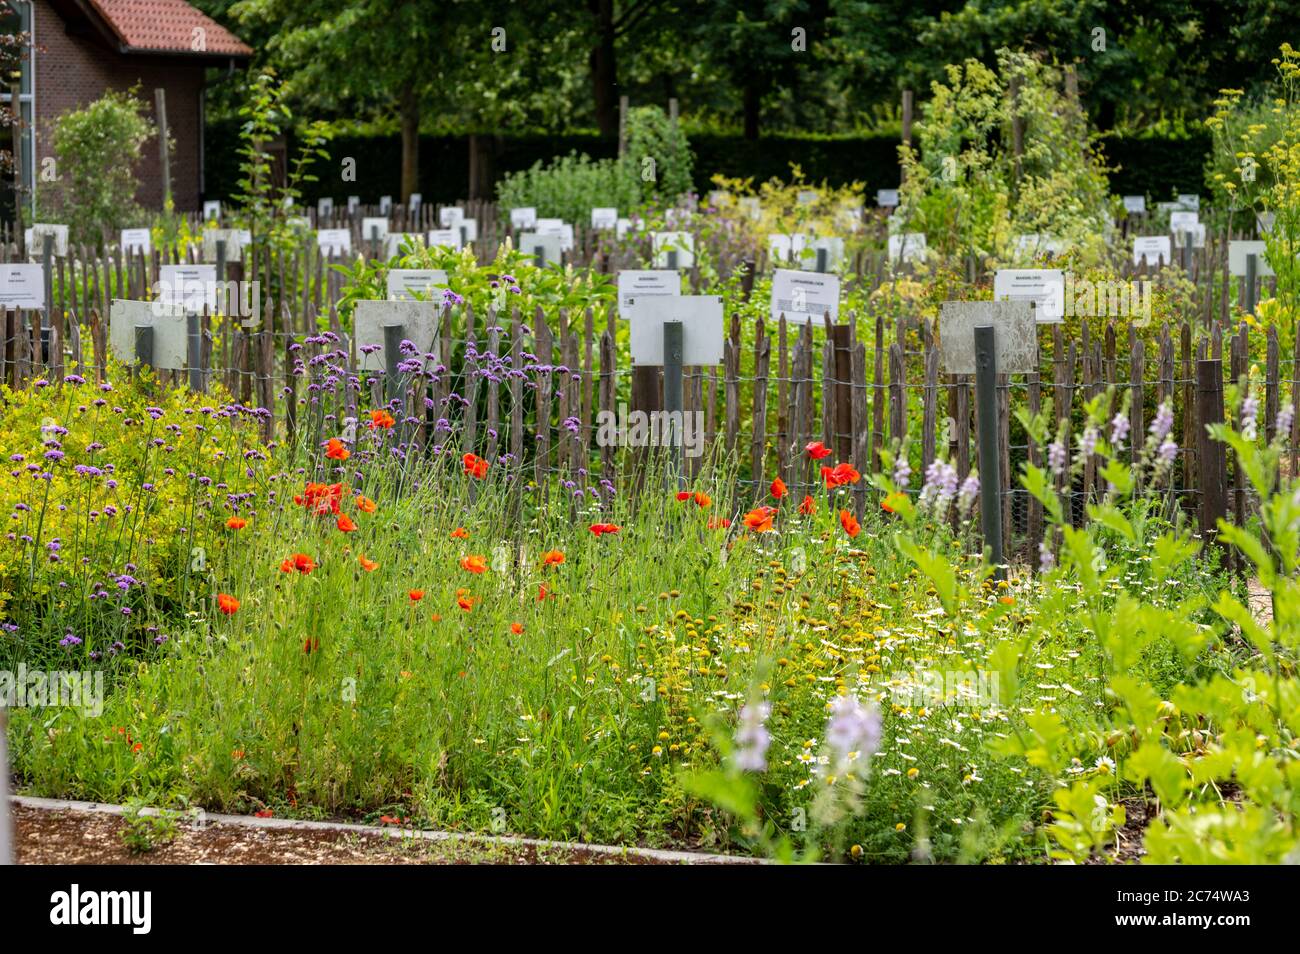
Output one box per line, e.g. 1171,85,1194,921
10,794,767,865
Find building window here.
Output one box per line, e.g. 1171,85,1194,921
0,0,34,219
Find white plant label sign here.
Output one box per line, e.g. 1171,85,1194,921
617,270,680,318
520,232,563,265
628,295,724,366
157,264,217,313
203,200,221,221
1172,224,1206,249
26,224,69,257
317,197,334,219
1122,196,1146,214
1228,241,1275,277
768,233,806,264
939,301,1038,375
1133,236,1171,267
440,206,465,228
317,229,352,256
353,300,439,373
1169,211,1199,232
387,269,449,301
426,229,460,249
379,196,393,215
536,219,574,251
1176,193,1200,211
120,228,151,255
994,268,1065,324
591,207,618,230
362,217,390,242
510,207,537,229
0,264,45,310
109,299,188,369
877,189,900,208
770,269,840,325
201,228,249,262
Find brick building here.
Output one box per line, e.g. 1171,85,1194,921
6,0,250,215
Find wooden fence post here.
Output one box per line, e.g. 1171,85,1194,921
1197,359,1227,566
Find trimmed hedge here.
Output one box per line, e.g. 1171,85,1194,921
202,120,1213,205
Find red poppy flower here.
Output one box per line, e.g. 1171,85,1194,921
337,514,357,533
450,527,469,539
798,494,816,516
217,593,240,615
805,441,832,460
822,462,862,488
303,636,320,654
283,553,316,574
299,481,344,515
675,491,692,502
409,589,425,602
770,477,788,499
839,509,861,538
707,517,732,529
325,438,350,461
367,409,396,430
511,622,524,635
541,549,566,567
462,453,489,479
743,506,777,532
226,516,247,530
537,583,552,601
456,588,476,612
254,809,274,818
589,523,621,536
460,554,488,574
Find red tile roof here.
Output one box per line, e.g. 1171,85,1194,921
86,0,253,57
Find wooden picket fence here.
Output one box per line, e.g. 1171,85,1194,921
0,214,1292,574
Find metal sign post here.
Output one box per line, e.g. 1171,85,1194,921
973,324,1005,580
663,321,684,484
1245,253,1258,315
383,323,407,406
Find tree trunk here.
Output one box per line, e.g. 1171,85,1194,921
743,81,761,141
399,82,420,202
468,133,494,200
589,0,618,137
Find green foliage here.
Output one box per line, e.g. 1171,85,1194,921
495,151,642,226
119,800,180,854
36,89,155,247
625,105,695,203
898,49,1112,261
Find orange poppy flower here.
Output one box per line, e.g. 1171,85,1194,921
367,409,396,430
805,441,832,460
537,583,552,601
707,517,732,529
450,527,469,539
355,495,377,513
839,509,861,538
511,622,524,635
358,554,379,572
589,523,621,536
798,494,816,516
541,549,566,567
743,506,777,532
462,453,489,479
770,477,788,499
460,554,488,574
456,588,476,612
325,438,350,461
430,613,443,622
337,514,357,533
999,595,1015,605
226,516,247,530
408,589,425,602
694,492,712,508
299,481,344,515
217,593,240,615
